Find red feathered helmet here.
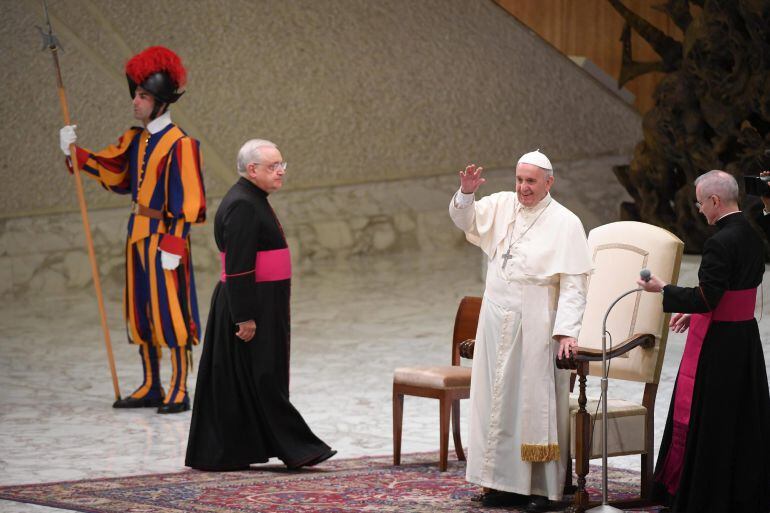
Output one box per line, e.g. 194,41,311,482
125,46,187,107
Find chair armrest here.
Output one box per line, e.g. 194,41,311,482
458,339,476,359
555,333,655,370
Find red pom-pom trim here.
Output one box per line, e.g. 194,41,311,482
125,46,187,89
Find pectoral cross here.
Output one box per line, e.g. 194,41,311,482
501,249,513,269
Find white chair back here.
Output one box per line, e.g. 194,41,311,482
576,221,684,384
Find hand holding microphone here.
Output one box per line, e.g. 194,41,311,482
637,268,666,293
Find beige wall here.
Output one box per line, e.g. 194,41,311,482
0,154,634,298
0,1,642,298
2,0,639,218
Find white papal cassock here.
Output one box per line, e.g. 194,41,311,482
449,189,592,500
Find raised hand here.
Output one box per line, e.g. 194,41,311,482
459,164,485,194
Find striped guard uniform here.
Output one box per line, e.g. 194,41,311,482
68,113,205,405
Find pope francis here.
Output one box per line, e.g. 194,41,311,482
449,150,592,511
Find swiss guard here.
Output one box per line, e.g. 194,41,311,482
59,46,205,414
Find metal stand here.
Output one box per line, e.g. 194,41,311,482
586,287,641,513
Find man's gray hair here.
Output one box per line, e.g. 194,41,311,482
237,139,278,176
694,170,739,203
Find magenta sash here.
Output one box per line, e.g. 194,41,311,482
219,248,292,283
656,288,757,494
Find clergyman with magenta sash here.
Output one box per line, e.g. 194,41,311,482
637,170,770,513
186,139,335,471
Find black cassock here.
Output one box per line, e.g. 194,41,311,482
653,213,770,513
186,178,331,470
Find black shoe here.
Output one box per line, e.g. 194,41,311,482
306,449,336,467
287,449,337,469
480,490,530,507
524,495,553,513
113,394,163,408
157,397,190,414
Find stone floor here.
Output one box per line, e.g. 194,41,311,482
1,248,769,513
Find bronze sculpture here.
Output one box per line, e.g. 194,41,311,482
610,0,770,251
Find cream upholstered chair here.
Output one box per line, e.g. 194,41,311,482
392,296,481,471
560,221,684,512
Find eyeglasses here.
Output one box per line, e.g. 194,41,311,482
694,194,716,210
269,161,287,172
253,161,287,172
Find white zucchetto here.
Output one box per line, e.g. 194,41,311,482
517,149,553,171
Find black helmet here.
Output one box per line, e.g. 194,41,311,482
125,46,186,118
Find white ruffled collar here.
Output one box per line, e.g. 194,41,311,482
146,111,172,134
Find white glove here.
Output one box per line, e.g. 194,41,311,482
160,250,181,270
59,125,77,156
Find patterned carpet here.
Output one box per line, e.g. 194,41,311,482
0,453,664,513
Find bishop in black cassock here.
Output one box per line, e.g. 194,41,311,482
639,170,770,513
186,139,334,471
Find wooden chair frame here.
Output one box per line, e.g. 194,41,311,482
558,334,657,512
392,296,481,471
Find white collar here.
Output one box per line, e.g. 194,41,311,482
715,210,741,223
146,111,172,134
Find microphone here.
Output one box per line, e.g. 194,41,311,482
589,270,649,511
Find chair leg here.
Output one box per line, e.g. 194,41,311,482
451,399,465,461
640,382,657,502
439,395,450,471
568,368,590,513
393,385,404,466
640,452,652,499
